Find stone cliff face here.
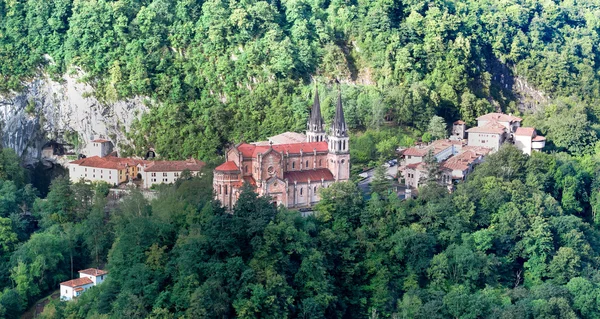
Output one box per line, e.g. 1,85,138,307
0,73,147,167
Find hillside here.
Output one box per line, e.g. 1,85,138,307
3,0,600,159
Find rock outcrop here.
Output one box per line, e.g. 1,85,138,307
0,73,147,167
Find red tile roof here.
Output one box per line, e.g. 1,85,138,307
477,113,522,122
215,161,239,172
143,159,205,172
60,277,93,288
284,168,334,183
401,139,461,157
70,156,146,170
243,176,257,187
91,139,111,143
515,127,535,137
532,135,546,142
466,122,506,134
454,120,465,125
78,268,108,276
236,142,328,158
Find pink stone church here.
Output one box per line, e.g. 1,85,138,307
213,89,350,209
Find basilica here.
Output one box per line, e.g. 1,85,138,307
213,88,350,209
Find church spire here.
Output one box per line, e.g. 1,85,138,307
331,89,348,137
306,83,326,142
308,86,324,132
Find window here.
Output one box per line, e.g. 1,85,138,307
85,168,87,172
219,185,222,194
300,188,303,196
244,165,248,173
305,160,309,168
319,159,322,167
163,172,167,177
292,162,295,169
225,186,228,195
174,172,179,177
343,140,346,150
314,186,317,193
151,173,156,177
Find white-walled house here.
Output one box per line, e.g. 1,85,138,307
87,139,114,158
138,159,205,189
68,156,143,186
60,268,107,301
78,268,108,285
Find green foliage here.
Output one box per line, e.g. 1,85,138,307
427,116,448,141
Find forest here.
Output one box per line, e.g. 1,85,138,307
3,0,600,318
2,0,600,160
0,144,597,318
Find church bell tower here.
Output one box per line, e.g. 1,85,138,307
306,87,326,142
327,90,350,181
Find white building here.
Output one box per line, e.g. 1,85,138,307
60,268,107,301
87,139,113,158
139,159,205,189
68,156,142,186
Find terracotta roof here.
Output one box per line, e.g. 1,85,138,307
462,146,492,156
215,161,239,172
78,268,108,276
60,277,93,288
243,176,257,187
477,113,522,122
532,135,546,142
466,122,506,134
401,139,461,157
284,168,334,183
515,127,535,137
69,156,147,170
74,287,84,292
236,142,328,158
143,159,205,172
453,120,465,125
91,139,111,143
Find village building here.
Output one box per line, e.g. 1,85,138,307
213,88,350,209
400,112,545,192
68,140,205,188
87,138,114,158
68,155,144,186
60,268,107,301
138,159,205,188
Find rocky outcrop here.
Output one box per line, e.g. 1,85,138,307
0,73,147,167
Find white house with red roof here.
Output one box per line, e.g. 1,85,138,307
213,88,349,209
69,139,206,188
87,138,114,158
60,268,107,301
138,159,205,188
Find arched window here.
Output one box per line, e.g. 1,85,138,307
338,140,341,151
313,186,317,193
219,185,222,194
300,188,303,196
225,185,228,195
319,159,322,167
343,140,346,150
244,165,248,173
305,160,309,168
292,162,295,169
341,159,345,164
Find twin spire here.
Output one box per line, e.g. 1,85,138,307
307,84,347,138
